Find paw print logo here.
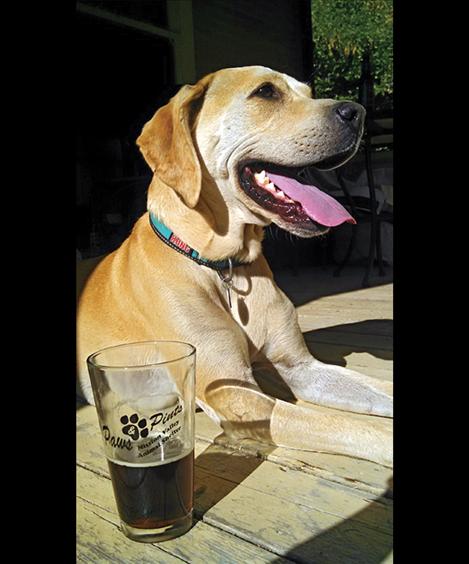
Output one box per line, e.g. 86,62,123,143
120,414,149,441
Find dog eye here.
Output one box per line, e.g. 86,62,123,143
251,83,279,99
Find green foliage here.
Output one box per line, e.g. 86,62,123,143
311,0,393,110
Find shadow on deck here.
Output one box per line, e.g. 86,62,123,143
273,264,393,307
273,478,393,563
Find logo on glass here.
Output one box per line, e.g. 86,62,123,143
120,414,149,441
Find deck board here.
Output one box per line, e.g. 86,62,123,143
77,466,291,563
77,265,393,562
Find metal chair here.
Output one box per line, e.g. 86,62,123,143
332,49,393,287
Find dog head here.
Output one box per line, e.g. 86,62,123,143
138,66,364,242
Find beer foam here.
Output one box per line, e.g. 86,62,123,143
107,444,192,468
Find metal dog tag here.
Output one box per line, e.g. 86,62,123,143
222,280,233,308
218,259,234,309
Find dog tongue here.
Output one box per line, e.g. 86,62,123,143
267,172,356,227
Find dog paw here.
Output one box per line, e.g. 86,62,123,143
368,418,393,467
120,414,149,441
372,379,393,398
367,390,393,418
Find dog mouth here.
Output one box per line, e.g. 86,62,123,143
239,161,356,230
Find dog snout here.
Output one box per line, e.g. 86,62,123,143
334,102,364,128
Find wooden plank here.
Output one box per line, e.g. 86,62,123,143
297,291,392,307
300,286,393,302
297,301,392,318
196,465,393,564
304,348,392,375
78,405,392,508
337,364,392,381
299,315,392,335
304,329,393,351
77,466,291,563
323,284,392,299
78,449,392,564
303,343,393,375
297,311,392,332
194,445,393,535
297,292,393,307
194,410,393,497
275,269,393,304
77,497,183,563
298,317,393,337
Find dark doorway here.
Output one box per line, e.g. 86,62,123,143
76,11,175,257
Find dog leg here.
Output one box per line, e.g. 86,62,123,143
183,316,390,465
258,291,393,417
272,357,393,417
204,382,392,467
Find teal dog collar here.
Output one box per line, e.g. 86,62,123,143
149,212,246,272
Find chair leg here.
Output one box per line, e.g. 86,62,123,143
376,219,386,276
334,171,358,277
320,238,328,270
363,218,375,288
362,131,378,287
292,241,299,276
334,224,357,277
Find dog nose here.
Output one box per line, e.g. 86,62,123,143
335,102,362,124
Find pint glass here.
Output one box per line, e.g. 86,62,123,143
87,340,196,543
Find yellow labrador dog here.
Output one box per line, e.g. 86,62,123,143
77,66,392,467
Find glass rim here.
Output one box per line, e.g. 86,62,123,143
86,340,196,371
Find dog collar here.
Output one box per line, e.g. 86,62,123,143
149,212,246,272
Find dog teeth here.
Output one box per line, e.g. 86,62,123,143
254,170,271,186
274,190,293,203
254,170,266,183
252,170,295,203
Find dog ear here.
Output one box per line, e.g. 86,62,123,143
137,82,208,209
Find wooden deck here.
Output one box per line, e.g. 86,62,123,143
77,265,393,563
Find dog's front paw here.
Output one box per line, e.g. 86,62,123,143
366,387,393,418
372,378,393,398
289,360,394,418
373,419,393,467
